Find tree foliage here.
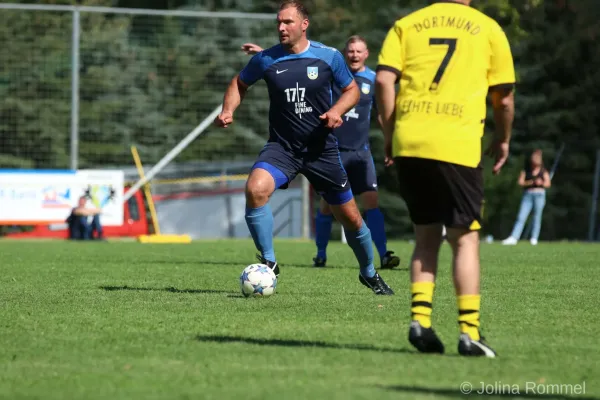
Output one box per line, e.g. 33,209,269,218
1,0,599,239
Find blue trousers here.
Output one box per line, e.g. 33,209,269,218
510,191,546,240
69,214,103,240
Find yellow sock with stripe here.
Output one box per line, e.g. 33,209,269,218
458,294,481,341
411,282,434,328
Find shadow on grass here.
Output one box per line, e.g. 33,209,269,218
100,285,233,295
290,263,409,272
147,260,358,271
133,258,411,272
379,384,598,400
142,259,246,267
384,267,410,272
289,263,352,269
195,334,434,355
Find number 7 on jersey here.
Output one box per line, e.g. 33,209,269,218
429,38,457,92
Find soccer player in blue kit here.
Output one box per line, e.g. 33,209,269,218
214,0,394,295
242,36,401,270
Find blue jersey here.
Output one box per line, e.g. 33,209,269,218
334,67,377,151
239,41,354,153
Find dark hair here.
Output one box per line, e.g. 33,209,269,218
279,0,309,19
345,35,368,49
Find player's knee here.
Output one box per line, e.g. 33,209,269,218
245,172,274,207
339,211,362,231
447,228,479,254
360,191,379,210
414,224,444,252
245,183,270,206
343,213,363,231
329,198,363,231
446,228,479,251
319,198,332,215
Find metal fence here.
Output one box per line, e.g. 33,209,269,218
0,3,276,171
0,3,313,239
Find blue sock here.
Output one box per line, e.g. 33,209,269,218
345,220,376,278
315,210,334,259
366,208,387,260
245,204,275,263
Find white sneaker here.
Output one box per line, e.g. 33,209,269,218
530,238,538,245
502,237,517,245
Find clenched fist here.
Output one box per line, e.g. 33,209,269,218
319,110,343,129
214,111,233,128
384,135,394,167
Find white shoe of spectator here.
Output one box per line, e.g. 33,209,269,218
502,237,517,245
530,238,538,245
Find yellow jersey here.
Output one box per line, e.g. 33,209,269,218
377,0,516,168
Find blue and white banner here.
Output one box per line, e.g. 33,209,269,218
0,169,124,226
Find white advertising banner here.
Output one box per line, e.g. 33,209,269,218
0,169,124,226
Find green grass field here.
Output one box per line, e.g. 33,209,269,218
1,239,598,400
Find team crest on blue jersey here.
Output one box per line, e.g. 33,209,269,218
361,83,371,94
307,66,319,80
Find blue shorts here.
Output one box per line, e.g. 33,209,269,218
252,141,353,205
339,149,378,195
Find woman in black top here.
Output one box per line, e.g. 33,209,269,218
502,149,551,245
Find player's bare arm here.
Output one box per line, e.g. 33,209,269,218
320,80,359,129
486,87,514,174
376,113,385,132
374,69,397,166
215,74,249,128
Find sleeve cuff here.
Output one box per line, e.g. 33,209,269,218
238,74,253,88
238,73,248,84
489,83,515,91
376,65,401,77
339,76,353,89
376,65,401,83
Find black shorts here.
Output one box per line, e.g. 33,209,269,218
339,149,378,195
252,141,353,205
394,157,483,230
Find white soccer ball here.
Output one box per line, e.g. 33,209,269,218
240,263,277,298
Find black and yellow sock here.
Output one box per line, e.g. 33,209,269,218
411,282,434,328
458,294,481,341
